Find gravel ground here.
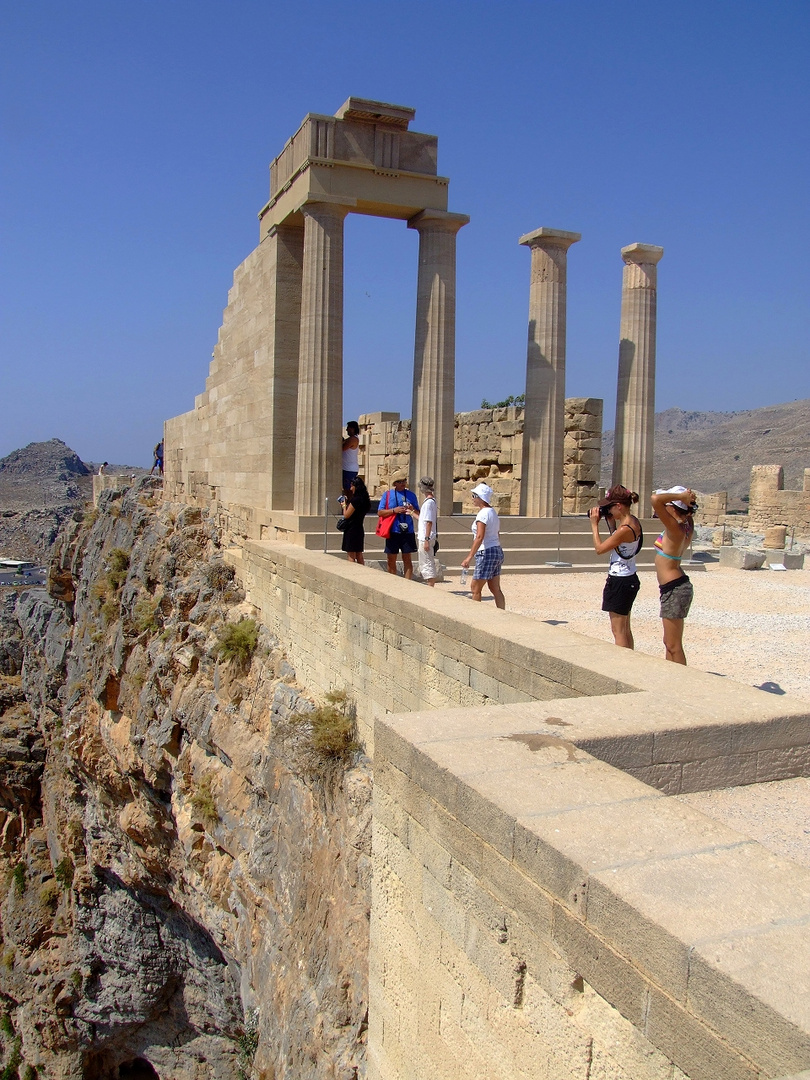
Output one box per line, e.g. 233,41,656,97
437,554,810,867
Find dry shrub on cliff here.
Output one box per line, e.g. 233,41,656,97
204,561,235,592
131,595,160,635
291,690,360,765
190,774,219,826
217,618,258,669
106,547,130,590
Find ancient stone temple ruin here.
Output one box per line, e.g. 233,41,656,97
165,97,468,525
164,97,662,538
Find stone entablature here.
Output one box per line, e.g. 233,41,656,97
358,398,602,515
748,464,810,532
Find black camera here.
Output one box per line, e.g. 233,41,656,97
598,503,613,520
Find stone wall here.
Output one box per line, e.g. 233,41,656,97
227,539,810,1080
358,397,602,516
748,464,810,532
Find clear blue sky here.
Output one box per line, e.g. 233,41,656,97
2,1,808,466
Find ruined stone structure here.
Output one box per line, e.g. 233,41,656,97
612,243,663,518
358,398,602,516
165,98,468,522
748,464,810,532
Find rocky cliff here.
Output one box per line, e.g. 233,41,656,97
0,480,370,1079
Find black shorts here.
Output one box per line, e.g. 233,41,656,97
602,573,640,616
384,531,417,555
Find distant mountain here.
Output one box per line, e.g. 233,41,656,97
602,399,810,508
0,438,92,511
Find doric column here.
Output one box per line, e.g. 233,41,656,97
518,227,581,517
612,243,664,517
294,201,348,517
408,209,469,515
266,221,304,511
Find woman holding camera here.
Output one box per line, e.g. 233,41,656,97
339,476,371,565
589,485,643,649
651,486,697,665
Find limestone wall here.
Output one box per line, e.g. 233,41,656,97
748,465,810,532
226,541,810,1080
358,397,602,516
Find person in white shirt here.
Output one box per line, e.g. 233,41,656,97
417,477,438,586
342,421,360,494
460,483,505,609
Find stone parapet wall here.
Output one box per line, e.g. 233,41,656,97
748,465,810,532
224,541,810,1080
358,398,603,516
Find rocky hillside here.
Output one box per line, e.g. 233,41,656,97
0,480,370,1079
602,399,810,506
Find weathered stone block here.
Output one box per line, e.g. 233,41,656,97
718,547,766,570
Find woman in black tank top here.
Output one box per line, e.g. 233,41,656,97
589,485,643,649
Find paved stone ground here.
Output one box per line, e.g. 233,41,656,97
435,561,810,868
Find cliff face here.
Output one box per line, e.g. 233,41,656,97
0,480,371,1079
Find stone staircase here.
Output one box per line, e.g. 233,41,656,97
316,513,665,575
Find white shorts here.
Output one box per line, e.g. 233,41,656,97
418,545,438,581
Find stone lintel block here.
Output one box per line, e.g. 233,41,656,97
359,411,401,424
718,547,766,570
680,752,759,793
565,396,603,416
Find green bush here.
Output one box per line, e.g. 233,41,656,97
107,547,130,590
0,1014,13,1039
38,879,60,907
480,393,525,409
54,857,74,890
217,618,258,668
10,864,25,898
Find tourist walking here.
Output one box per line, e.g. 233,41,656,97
342,421,360,494
589,485,643,649
651,485,697,665
378,473,419,578
150,440,164,476
416,477,438,586
460,483,505,608
339,476,371,565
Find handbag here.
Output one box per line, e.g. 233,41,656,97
376,490,397,538
336,517,349,532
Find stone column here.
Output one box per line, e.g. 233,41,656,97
294,201,348,517
408,209,469,515
518,227,581,518
266,222,304,511
612,243,664,517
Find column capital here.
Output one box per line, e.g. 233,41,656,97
298,195,355,220
621,242,664,265
519,227,581,250
407,208,470,234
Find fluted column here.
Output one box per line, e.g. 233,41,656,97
612,243,664,517
294,201,348,517
408,209,469,514
518,227,581,517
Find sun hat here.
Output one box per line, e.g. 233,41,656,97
390,471,408,484
419,476,435,491
655,485,692,511
471,483,494,505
